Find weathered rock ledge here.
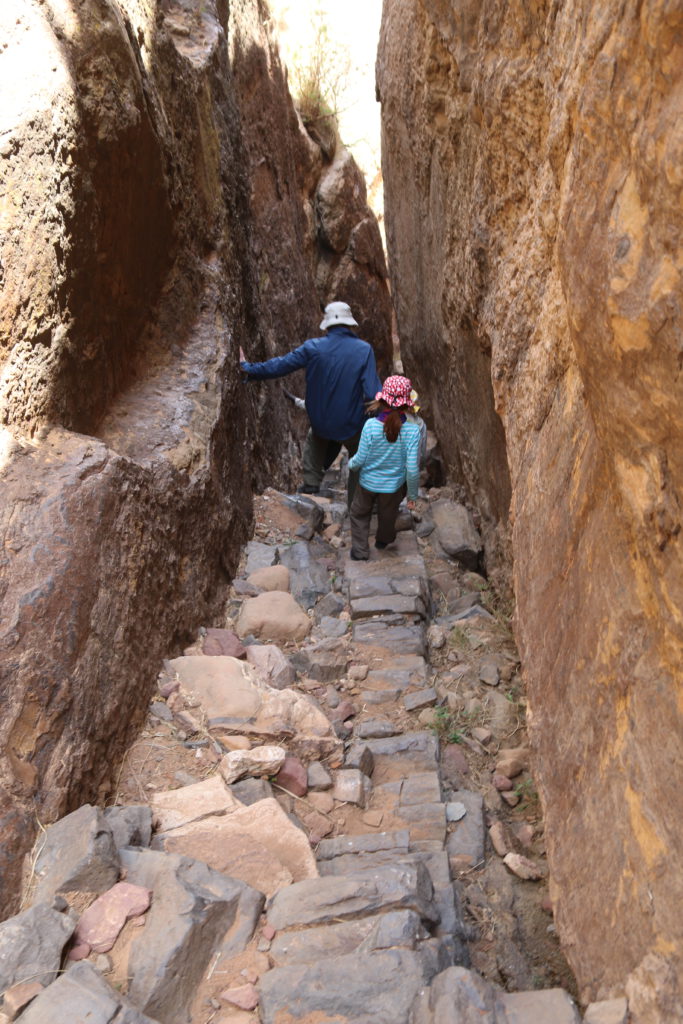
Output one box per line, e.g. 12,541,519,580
0,0,391,917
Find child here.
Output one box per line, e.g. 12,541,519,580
347,375,421,561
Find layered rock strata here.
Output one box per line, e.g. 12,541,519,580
378,0,683,1013
0,0,390,917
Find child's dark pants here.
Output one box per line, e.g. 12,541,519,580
349,483,407,559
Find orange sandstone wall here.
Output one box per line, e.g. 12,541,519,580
378,0,683,1015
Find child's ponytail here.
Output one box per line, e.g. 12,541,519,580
383,409,403,443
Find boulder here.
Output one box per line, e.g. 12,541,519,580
410,965,508,1023
430,501,483,571
0,903,74,992
163,655,260,728
244,542,280,575
278,542,332,609
119,848,264,1020
236,592,311,642
219,745,287,784
150,775,241,834
154,798,318,893
246,565,291,592
16,961,158,1023
103,805,152,850
245,644,295,689
32,805,119,904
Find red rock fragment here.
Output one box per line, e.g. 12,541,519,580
442,744,470,775
75,882,151,953
203,628,247,659
493,774,513,791
329,700,357,723
67,940,91,961
3,981,44,1017
220,983,259,1011
275,755,308,797
262,923,276,941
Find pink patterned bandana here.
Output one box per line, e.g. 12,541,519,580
375,375,413,409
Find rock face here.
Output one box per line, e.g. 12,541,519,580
0,0,390,918
378,0,683,1011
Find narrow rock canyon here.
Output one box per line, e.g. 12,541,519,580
0,0,681,1021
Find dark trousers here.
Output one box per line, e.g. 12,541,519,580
349,482,406,559
302,430,361,504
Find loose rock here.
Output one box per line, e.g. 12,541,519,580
220,745,287,784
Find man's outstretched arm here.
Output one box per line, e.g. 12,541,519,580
240,342,309,380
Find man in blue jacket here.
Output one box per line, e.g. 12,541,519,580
240,302,381,501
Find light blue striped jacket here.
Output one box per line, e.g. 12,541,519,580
348,417,421,499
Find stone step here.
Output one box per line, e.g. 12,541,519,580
268,908,428,967
258,943,452,1024
266,862,440,932
350,593,427,620
352,618,427,656
358,732,440,780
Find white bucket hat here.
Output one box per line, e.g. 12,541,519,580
319,301,358,331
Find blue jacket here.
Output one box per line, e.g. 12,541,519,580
241,327,381,440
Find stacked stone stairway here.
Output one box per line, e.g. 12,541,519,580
0,481,627,1024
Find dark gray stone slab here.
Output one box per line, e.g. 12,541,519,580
452,604,494,622
290,638,349,681
404,687,438,711
281,494,325,533
445,790,485,866
258,946,442,1024
316,830,410,861
33,805,119,904
343,743,375,776
244,541,279,574
350,594,427,620
410,965,507,1024
352,620,426,656
360,687,403,704
269,916,379,967
278,542,331,608
119,848,263,1023
230,777,273,805
362,909,428,952
269,909,427,968
0,903,74,992
104,805,152,850
431,501,483,571
392,803,447,844
307,761,332,790
316,616,348,638
362,731,439,774
314,591,346,619
17,961,157,1023
266,862,438,931
399,772,443,806
356,719,398,739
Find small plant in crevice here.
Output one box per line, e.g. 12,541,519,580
514,777,539,812
448,625,471,651
287,6,350,159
